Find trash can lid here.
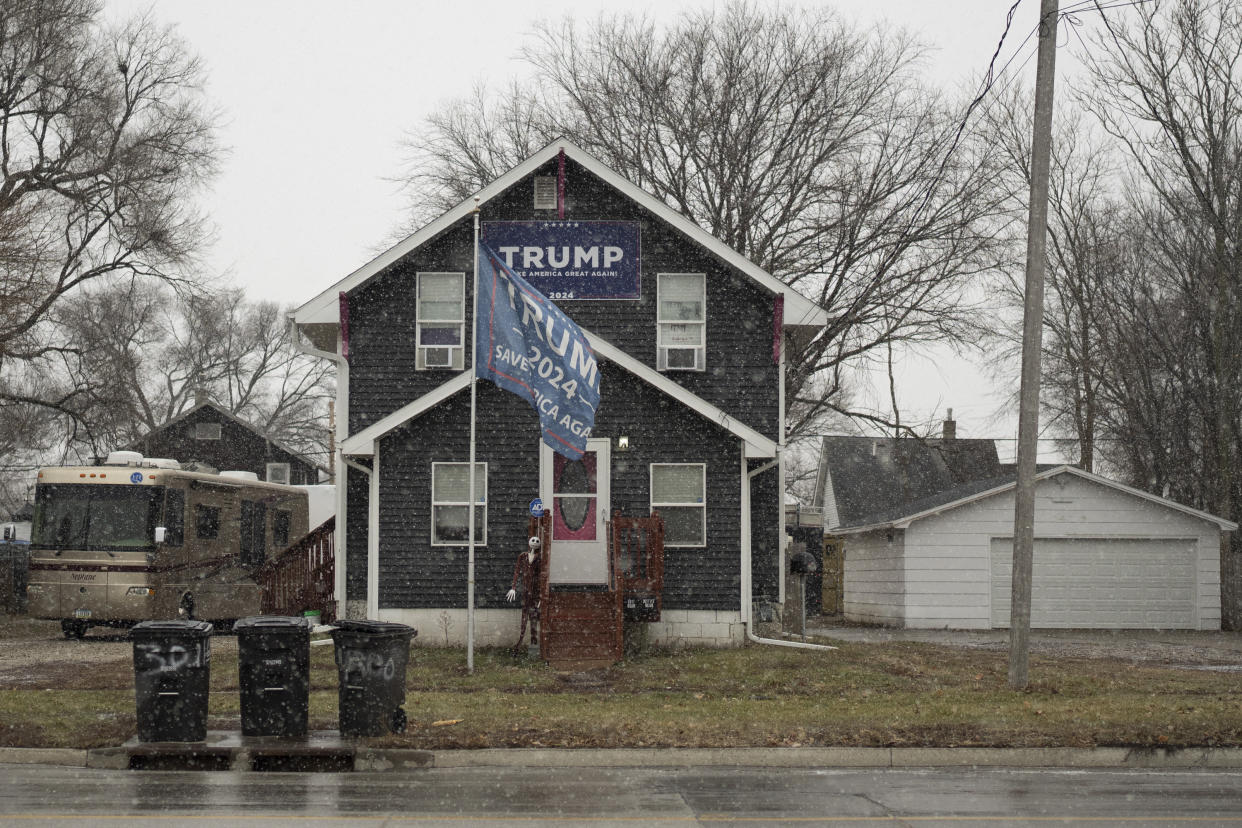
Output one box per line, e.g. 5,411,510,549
131,619,213,637
331,619,417,638
233,615,312,633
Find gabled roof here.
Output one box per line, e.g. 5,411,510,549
342,328,778,459
291,137,827,331
814,435,1001,529
832,465,1238,534
125,401,321,471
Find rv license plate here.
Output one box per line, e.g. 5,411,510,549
73,609,92,619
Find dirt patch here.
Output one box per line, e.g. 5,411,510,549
0,616,239,689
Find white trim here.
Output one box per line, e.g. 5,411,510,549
430,462,488,546
586,332,777,458
650,463,707,548
291,138,826,330
822,466,841,529
740,446,751,624
367,440,380,620
416,271,466,371
833,465,1239,534
777,325,787,605
341,330,778,459
342,372,472,455
541,437,611,585
334,342,349,609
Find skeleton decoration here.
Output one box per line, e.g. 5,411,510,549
506,536,543,654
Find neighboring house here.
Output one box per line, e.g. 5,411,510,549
125,401,322,486
291,138,828,646
815,431,1236,629
812,419,1004,532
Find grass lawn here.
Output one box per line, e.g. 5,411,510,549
1,633,1240,750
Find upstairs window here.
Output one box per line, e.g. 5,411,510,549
266,462,290,485
417,272,465,370
657,273,705,371
195,422,221,440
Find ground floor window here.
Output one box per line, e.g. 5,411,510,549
431,462,487,545
650,463,705,546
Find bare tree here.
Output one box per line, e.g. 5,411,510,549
0,0,218,453
53,282,335,467
984,89,1134,472
1079,0,1242,519
398,3,1010,440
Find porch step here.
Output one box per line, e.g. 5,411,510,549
541,590,622,668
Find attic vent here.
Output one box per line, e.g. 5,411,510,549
534,176,557,210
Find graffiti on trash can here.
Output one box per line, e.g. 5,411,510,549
344,651,396,680
135,642,207,673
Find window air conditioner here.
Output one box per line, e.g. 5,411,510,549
424,347,453,368
662,347,701,370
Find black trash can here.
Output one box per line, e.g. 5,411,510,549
131,619,213,743
330,620,416,736
233,615,312,738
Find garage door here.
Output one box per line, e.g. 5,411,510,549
990,537,1198,629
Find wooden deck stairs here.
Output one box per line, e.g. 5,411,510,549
257,516,336,621
529,512,663,671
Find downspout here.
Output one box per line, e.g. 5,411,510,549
367,441,380,620
289,315,351,617
741,446,836,652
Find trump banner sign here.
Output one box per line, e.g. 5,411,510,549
481,221,640,300
475,242,601,460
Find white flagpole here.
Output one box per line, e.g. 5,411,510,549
467,197,480,674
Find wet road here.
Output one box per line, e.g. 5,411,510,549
0,763,1240,826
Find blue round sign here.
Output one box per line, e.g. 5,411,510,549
130,472,144,484
529,498,545,518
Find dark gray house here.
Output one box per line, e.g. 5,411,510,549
291,139,827,645
125,401,321,486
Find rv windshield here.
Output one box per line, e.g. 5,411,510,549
31,484,161,552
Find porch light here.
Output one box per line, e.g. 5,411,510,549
617,435,630,451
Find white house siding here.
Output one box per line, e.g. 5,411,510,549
899,473,1221,631
842,529,905,626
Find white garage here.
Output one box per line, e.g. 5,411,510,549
836,466,1235,631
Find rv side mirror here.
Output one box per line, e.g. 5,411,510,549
154,527,167,544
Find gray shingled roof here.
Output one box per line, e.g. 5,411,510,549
817,436,1002,529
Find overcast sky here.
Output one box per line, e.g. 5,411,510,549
103,0,1075,457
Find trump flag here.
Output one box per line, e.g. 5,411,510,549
474,242,601,460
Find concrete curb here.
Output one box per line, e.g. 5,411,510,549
6,745,1242,771
427,746,1242,769
0,748,87,767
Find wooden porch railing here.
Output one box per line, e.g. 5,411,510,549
526,511,664,666
611,510,664,621
258,516,336,620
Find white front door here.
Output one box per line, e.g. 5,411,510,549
540,438,610,585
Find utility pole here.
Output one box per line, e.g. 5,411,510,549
1010,0,1060,690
